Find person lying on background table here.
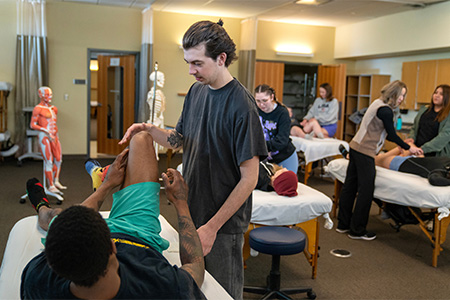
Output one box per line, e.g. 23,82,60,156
256,161,299,197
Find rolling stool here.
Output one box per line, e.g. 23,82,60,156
244,226,316,299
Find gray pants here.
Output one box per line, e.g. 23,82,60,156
205,233,244,300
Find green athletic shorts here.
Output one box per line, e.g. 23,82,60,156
106,181,169,253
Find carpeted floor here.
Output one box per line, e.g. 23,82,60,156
1,154,450,299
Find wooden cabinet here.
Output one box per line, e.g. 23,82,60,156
401,58,450,110
343,74,391,142
254,61,285,102
401,61,418,110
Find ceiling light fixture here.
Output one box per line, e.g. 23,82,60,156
295,0,332,6
275,45,314,57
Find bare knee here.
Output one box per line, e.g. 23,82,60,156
130,131,154,146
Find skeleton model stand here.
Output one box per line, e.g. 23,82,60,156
147,64,166,158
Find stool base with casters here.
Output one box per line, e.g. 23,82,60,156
244,226,316,300
20,163,63,205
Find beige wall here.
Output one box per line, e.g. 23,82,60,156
152,12,241,127
256,21,338,65
0,0,17,133
46,2,142,154
335,1,450,59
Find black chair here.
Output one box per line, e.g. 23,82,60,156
244,226,316,299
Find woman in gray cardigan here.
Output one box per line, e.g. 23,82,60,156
406,84,450,157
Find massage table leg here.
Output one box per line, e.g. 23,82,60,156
407,207,450,267
304,162,313,185
295,218,320,279
332,180,342,218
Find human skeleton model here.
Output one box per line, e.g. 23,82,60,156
30,87,66,195
147,71,166,157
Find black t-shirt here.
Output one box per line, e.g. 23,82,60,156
416,109,439,153
20,233,206,299
258,104,296,164
176,79,268,234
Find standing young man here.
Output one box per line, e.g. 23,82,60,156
120,20,267,299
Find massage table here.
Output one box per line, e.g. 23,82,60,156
290,135,349,184
244,182,334,279
0,212,232,300
326,158,450,267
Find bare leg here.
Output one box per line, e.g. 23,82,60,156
122,131,159,189
38,206,62,231
290,126,306,138
307,119,325,139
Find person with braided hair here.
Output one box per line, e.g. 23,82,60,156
119,19,267,299
255,84,298,173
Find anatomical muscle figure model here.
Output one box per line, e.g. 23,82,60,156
30,87,66,194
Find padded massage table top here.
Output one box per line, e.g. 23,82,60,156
252,182,334,228
290,135,349,164
326,158,450,219
0,213,232,299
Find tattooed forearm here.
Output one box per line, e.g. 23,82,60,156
167,130,183,148
178,216,203,265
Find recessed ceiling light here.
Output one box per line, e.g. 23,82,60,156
295,0,332,6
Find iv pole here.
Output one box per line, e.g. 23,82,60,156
150,62,158,124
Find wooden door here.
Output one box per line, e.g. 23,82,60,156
417,60,437,104
317,64,347,140
97,55,136,155
401,61,418,110
254,61,285,102
437,59,450,86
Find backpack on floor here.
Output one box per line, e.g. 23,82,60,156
383,203,420,232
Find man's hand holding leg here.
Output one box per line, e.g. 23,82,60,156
162,169,204,288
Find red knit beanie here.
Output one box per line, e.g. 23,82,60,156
273,171,298,197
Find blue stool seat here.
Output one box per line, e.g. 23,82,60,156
249,226,306,256
245,226,316,299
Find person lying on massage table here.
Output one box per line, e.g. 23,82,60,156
375,147,450,186
21,132,206,299
340,145,450,186
256,161,299,197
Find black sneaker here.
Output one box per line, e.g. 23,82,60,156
335,227,349,234
348,231,376,241
339,144,349,159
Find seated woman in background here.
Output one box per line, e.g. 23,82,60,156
290,83,339,139
256,161,299,196
405,84,450,157
255,84,298,173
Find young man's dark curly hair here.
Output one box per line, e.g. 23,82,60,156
45,205,113,287
182,19,237,67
